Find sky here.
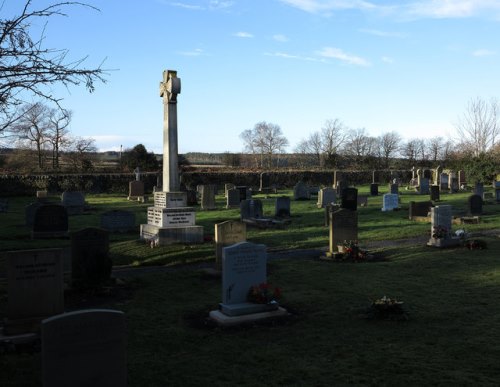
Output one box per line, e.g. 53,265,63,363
3,0,500,154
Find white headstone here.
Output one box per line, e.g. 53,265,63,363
381,193,399,211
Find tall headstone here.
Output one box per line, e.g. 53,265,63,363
224,183,236,197
226,188,241,209
341,188,358,211
201,184,217,210
139,70,203,244
275,196,291,217
382,193,399,212
467,194,483,216
240,199,263,221
259,172,271,193
458,170,466,188
61,191,85,215
430,185,440,201
6,248,64,334
236,186,252,202
317,187,336,208
293,181,310,200
71,228,111,289
42,309,127,387
329,208,358,254
440,173,449,191
370,183,378,196
214,220,246,268
127,181,145,201
427,205,459,247
474,182,484,198
419,178,430,195
434,165,441,186
389,183,399,195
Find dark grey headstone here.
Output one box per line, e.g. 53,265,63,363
236,186,251,202
100,210,136,233
275,196,291,218
71,227,111,289
336,180,348,196
430,185,440,201
293,181,310,200
201,184,216,210
61,191,85,215
474,183,484,197
32,204,69,239
409,201,433,219
128,180,144,199
259,172,271,192
42,309,127,387
226,188,240,209
370,183,378,196
419,178,430,195
467,194,483,216
25,201,42,227
389,183,399,195
329,208,358,253
340,188,358,211
240,199,263,221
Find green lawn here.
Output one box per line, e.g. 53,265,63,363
1,187,500,386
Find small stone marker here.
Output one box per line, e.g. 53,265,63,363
6,248,64,334
215,220,246,268
381,194,399,212
275,196,291,217
42,309,127,387
100,210,136,233
370,183,378,196
201,184,217,210
240,199,263,221
128,180,145,201
468,194,483,216
329,208,358,253
226,188,241,209
430,185,440,201
71,228,111,289
32,204,69,239
341,188,358,211
317,187,336,208
293,181,310,200
61,191,85,215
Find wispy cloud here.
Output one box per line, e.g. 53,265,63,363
279,0,500,19
359,28,405,38
273,34,289,42
209,0,234,10
472,49,496,57
167,1,233,11
265,52,323,62
178,48,206,56
234,31,254,38
382,56,394,63
317,47,370,66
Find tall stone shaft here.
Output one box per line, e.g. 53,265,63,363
159,70,181,192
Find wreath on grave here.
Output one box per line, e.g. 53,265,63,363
364,296,408,320
247,283,282,304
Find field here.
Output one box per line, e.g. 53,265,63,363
1,185,500,386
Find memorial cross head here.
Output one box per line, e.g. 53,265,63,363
159,70,181,104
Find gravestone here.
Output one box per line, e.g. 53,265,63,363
32,204,69,239
100,210,136,233
450,178,459,193
186,190,198,206
200,184,216,210
215,220,246,268
423,169,432,179
293,181,310,200
42,309,127,387
409,201,433,220
71,228,111,289
340,188,358,211
440,173,449,191
389,183,399,195
317,187,336,208
240,199,263,221
430,185,440,201
275,196,291,217
225,183,235,197
25,201,42,227
237,186,252,202
218,242,272,316
496,188,500,202
336,180,348,197
427,205,459,247
128,180,145,201
61,191,85,215
259,172,271,192
357,195,368,207
370,183,378,196
329,208,358,253
474,183,484,198
381,194,399,212
458,170,466,187
6,248,64,334
226,188,241,209
467,194,483,216
419,178,430,195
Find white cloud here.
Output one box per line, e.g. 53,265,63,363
265,52,322,62
169,2,204,10
317,47,370,66
359,29,405,38
273,34,289,42
472,49,496,57
278,0,377,14
382,56,394,63
405,0,500,18
234,32,254,38
209,0,234,9
178,48,205,56
166,1,233,11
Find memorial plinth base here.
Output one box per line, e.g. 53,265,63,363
427,237,461,248
219,302,278,316
140,223,203,245
209,306,288,327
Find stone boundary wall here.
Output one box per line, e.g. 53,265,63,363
0,170,412,197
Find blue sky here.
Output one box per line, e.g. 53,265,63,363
4,0,500,153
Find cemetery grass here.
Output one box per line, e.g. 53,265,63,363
1,187,500,269
2,238,500,386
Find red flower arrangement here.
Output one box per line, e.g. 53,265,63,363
247,283,282,304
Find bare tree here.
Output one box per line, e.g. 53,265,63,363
427,136,444,162
240,121,288,168
321,118,348,167
294,131,322,166
0,1,107,133
14,102,50,169
455,97,499,157
47,108,72,169
66,136,97,171
378,131,401,168
401,138,418,165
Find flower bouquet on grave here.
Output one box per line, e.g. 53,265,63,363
339,240,369,261
432,225,450,239
247,283,282,305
